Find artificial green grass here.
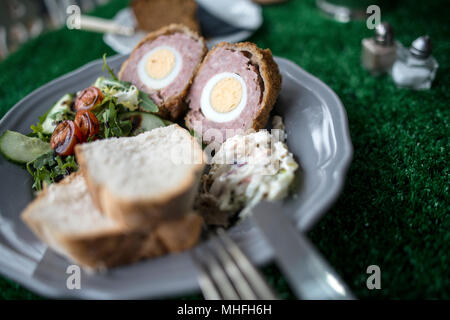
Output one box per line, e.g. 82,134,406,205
0,0,448,299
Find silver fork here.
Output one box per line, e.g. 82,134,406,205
191,228,277,300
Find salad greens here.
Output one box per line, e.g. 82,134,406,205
41,94,75,134
30,103,75,142
26,152,78,191
93,76,158,113
0,54,165,191
94,99,133,139
96,54,158,112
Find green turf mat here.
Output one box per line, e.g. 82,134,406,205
0,0,448,299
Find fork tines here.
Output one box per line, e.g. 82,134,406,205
192,228,277,300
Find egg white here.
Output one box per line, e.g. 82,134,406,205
200,72,247,123
137,46,182,90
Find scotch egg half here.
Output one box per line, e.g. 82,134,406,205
137,46,182,90
200,72,247,123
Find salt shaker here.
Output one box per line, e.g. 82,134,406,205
361,22,397,75
391,35,438,90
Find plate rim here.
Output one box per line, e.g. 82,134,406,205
275,57,353,231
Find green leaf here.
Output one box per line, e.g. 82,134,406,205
138,91,158,113
94,76,131,90
102,53,118,81
93,96,133,139
26,151,78,191
32,151,55,169
30,122,48,141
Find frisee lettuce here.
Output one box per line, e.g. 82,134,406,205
100,54,159,113
94,77,140,111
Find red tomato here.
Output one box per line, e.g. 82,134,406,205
50,120,83,156
74,86,104,111
75,110,99,140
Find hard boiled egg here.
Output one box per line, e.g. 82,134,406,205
137,46,182,90
200,72,247,123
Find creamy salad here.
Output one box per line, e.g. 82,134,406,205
199,116,298,222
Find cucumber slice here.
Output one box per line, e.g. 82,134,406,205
120,112,166,135
0,130,52,164
42,93,74,134
138,113,166,133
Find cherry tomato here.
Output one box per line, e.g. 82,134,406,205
75,110,99,140
74,86,104,111
50,120,84,156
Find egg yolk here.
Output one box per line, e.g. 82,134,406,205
210,78,243,113
145,49,175,79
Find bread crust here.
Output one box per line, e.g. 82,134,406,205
131,0,200,33
58,213,203,269
185,41,282,133
75,124,206,230
119,24,207,120
21,173,204,269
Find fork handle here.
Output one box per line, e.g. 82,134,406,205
252,201,355,300
79,15,135,36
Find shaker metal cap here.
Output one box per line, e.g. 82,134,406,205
410,35,432,58
374,22,394,46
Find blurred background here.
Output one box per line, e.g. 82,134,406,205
0,0,400,60
0,0,111,60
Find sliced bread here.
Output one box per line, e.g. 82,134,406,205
75,124,205,229
21,173,203,269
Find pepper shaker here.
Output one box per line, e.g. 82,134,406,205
361,22,397,75
391,35,438,90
